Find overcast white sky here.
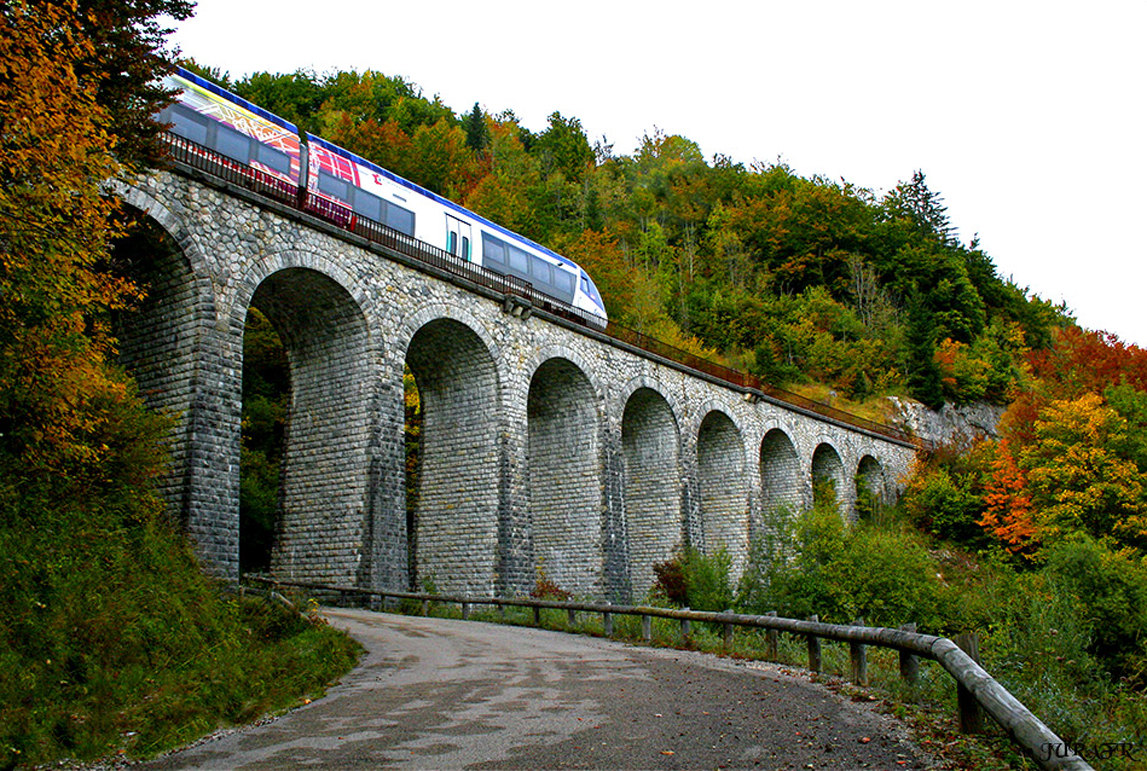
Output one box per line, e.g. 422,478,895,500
169,0,1147,346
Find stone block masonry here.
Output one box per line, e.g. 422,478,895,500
115,169,918,603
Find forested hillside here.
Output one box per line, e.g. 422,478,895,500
184,61,1068,412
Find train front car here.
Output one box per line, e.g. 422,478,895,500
300,132,608,329
158,67,304,199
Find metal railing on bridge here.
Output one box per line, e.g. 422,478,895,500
161,133,924,449
247,576,1092,771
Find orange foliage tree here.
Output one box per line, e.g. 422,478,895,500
0,0,173,479
978,439,1038,558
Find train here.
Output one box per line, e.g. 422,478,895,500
157,67,609,327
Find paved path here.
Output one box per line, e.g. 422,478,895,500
144,609,935,770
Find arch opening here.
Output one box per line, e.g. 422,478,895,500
811,442,846,515
759,428,802,528
527,358,601,596
621,387,681,598
249,268,374,584
855,455,885,523
697,411,748,578
405,318,500,597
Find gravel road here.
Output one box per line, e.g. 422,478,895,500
140,608,936,770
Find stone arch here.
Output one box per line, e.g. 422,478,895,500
231,249,386,347
245,268,375,586
759,427,802,525
110,198,232,573
812,441,846,513
855,455,886,522
527,356,603,596
697,409,749,578
621,385,682,597
404,315,501,597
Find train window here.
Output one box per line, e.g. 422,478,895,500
509,245,529,274
530,256,554,286
554,268,576,298
462,236,470,260
447,231,457,255
318,171,350,200
255,143,291,176
387,203,415,236
215,123,253,164
353,188,384,222
163,104,210,146
482,233,507,269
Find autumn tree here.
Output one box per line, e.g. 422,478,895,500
978,439,1039,557
0,0,145,467
1022,394,1147,549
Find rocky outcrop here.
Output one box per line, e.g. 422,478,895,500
886,397,1006,448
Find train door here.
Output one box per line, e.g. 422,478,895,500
445,214,472,261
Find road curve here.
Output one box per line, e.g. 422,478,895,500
143,609,935,770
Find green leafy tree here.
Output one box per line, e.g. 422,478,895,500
233,70,325,132
532,111,593,182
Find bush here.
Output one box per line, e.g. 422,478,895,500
652,546,734,612
738,500,944,630
0,442,360,767
1042,537,1147,684
900,459,987,546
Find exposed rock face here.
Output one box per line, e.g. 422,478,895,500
886,397,1006,448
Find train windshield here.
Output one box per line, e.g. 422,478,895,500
581,273,604,308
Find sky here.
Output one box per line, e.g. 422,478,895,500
168,0,1147,346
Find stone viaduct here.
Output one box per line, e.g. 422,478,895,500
113,160,919,603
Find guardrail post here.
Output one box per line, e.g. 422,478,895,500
461,602,471,620
807,614,822,673
723,610,734,649
680,616,691,641
955,633,983,733
642,614,652,641
765,611,779,660
899,623,920,687
850,617,868,686
499,603,506,621
568,608,577,627
603,610,613,637
533,606,542,626
421,599,429,616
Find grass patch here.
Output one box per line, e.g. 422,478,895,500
0,476,361,769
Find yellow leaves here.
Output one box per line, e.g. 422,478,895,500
0,1,142,469
1018,394,1147,548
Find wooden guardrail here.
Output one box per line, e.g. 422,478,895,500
247,577,1092,770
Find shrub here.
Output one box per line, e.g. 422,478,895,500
1042,537,1147,684
738,500,944,630
652,546,734,611
900,459,987,546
